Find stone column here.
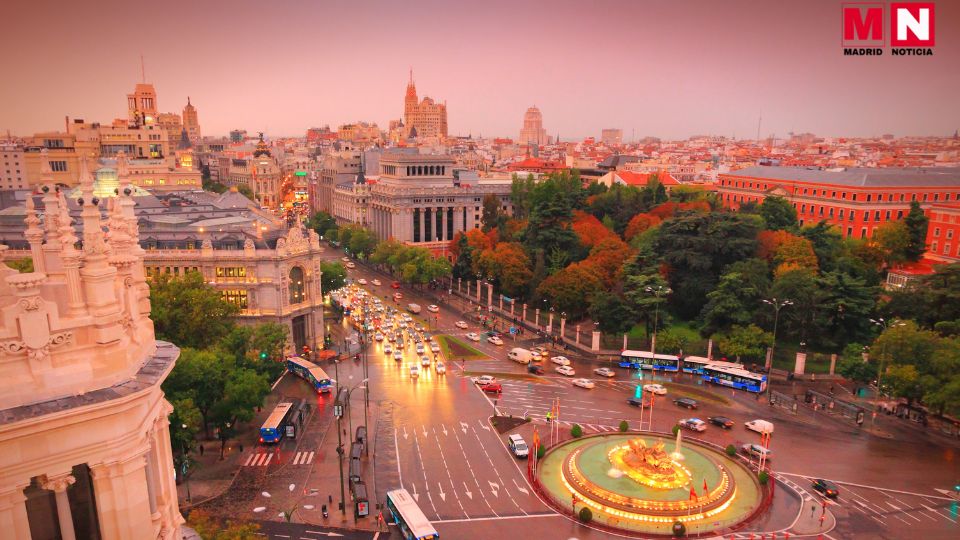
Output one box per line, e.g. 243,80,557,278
535,308,540,327
623,334,628,350
440,207,447,242
509,301,514,317
560,317,566,337
42,473,77,540
829,353,838,375
499,295,503,311
457,277,462,293
547,312,554,334
0,482,31,540
794,351,807,375
765,347,774,370
486,282,493,310
591,331,601,351
476,281,481,302
575,325,581,345
707,339,713,360
91,453,155,540
522,303,527,322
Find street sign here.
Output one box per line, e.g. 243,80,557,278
509,326,516,335
334,405,343,418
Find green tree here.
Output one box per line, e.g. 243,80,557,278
922,263,960,325
237,184,255,201
798,221,844,271
618,420,629,432
623,271,671,340
163,347,231,437
150,271,238,349
812,271,876,350
759,195,798,230
768,268,819,343
250,322,289,366
655,328,688,355
5,257,33,273
217,326,254,366
347,227,378,258
306,211,338,237
837,343,877,385
187,510,261,540
524,171,584,261
320,261,347,293
872,220,911,267
699,258,770,337
715,324,772,362
481,193,504,232
214,368,270,427
589,291,634,335
571,424,583,438
904,201,929,261
169,397,202,456
510,173,537,220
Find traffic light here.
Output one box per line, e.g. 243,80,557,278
259,351,268,360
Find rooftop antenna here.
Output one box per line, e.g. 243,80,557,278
140,54,146,83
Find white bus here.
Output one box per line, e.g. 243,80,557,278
386,488,439,540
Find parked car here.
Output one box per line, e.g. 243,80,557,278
371,279,381,286
674,397,698,409
707,416,735,429
555,365,575,376
550,356,571,366
435,361,446,374
466,332,481,342
643,384,668,395
678,418,707,432
594,367,615,378
427,305,440,313
572,378,595,389
507,434,529,458
455,320,469,329
812,479,839,499
473,375,496,386
487,336,504,346
627,397,650,408
481,382,502,394
527,364,544,375
744,419,775,434
741,443,772,460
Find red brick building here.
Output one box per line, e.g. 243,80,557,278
926,202,960,262
717,166,960,240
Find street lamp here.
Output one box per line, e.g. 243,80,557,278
644,285,672,356
180,423,191,503
762,298,793,371
869,318,906,400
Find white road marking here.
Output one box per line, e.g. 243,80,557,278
513,478,529,495
263,454,273,466
922,503,958,523
463,482,473,499
460,421,469,434
244,453,256,466
488,481,500,497
393,427,403,490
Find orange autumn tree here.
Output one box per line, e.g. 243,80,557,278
583,237,635,287
475,242,533,298
624,213,662,241
648,200,710,220
536,261,605,317
756,230,818,276
572,210,617,248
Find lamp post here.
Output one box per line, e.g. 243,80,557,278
644,285,672,357
762,298,793,371
180,423,191,503
869,318,905,401
360,330,371,455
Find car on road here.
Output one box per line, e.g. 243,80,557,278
527,364,544,375
678,418,707,432
393,351,403,361
594,367,615,378
572,378,595,389
371,279,381,286
466,332,481,342
455,320,469,329
357,278,367,285
507,434,529,458
530,346,549,359
487,336,504,346
481,382,502,394
415,343,425,354
473,375,496,386
374,332,383,341
627,397,650,408
674,397,698,409
421,356,431,367
383,344,393,355
555,365,575,376
740,443,771,460
430,343,440,353
341,257,350,262
811,479,839,499
346,262,356,269
435,361,445,374
410,365,419,379
393,292,404,300
643,384,667,395
707,416,734,429
744,419,775,434
427,305,439,313
391,281,401,289
550,356,571,366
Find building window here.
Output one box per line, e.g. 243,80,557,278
222,289,249,309
946,243,952,254
897,210,904,219
934,228,940,237
289,266,306,304
866,194,872,202
847,227,852,237
50,160,68,172
860,228,867,239
947,230,953,239
829,208,834,217
216,267,247,278
932,241,938,252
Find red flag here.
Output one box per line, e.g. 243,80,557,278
689,486,698,501
703,478,708,495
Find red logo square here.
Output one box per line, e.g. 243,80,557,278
891,2,935,46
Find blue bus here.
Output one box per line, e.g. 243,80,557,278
618,350,681,371
260,402,295,444
702,364,767,393
287,356,334,393
680,356,744,374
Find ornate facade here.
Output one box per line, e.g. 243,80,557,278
403,72,448,140
519,106,547,147
0,154,183,539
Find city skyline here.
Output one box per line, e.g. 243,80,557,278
1,0,958,141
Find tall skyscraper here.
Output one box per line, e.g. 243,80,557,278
182,97,201,143
519,106,547,146
127,83,158,126
403,71,448,139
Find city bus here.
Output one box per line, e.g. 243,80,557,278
287,356,334,393
680,356,744,374
702,364,767,393
259,402,295,444
618,350,681,371
385,488,439,540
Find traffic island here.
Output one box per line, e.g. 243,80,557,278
490,415,529,434
533,432,767,537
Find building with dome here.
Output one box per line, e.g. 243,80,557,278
403,71,448,140
0,154,184,539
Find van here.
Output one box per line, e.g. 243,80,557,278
407,303,422,314
507,434,529,458
508,348,533,365
744,419,774,434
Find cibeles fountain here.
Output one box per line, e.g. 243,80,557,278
535,429,767,536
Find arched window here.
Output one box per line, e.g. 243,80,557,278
289,266,305,304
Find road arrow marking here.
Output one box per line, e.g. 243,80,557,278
403,426,409,440
411,483,419,501
306,532,344,538
438,483,446,502
442,425,448,436
423,425,428,437
886,501,902,511
460,421,469,434
513,479,529,495
488,481,500,497
463,482,473,499
479,420,490,431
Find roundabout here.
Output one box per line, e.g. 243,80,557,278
535,432,767,536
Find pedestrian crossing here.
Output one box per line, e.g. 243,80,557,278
241,450,315,467
550,419,629,433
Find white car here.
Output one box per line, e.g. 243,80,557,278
358,278,368,285
372,279,382,286
435,361,446,374
455,320,469,329
643,384,668,396
393,351,403,361
550,356,571,366
594,367,615,378
572,378,595,389
410,365,420,379
555,365,575,376
415,343,425,354
383,344,393,355
421,356,431,367
341,257,350,262
427,305,440,313
430,343,440,353
487,336,503,346
346,262,356,269
466,332,481,342
473,375,496,386
679,418,708,432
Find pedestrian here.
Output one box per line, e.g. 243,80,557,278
239,443,244,453
811,504,816,517
199,444,204,457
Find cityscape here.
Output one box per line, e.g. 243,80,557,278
1,1,959,540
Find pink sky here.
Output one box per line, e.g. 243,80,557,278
1,0,957,140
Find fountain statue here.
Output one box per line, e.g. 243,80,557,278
609,438,691,489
